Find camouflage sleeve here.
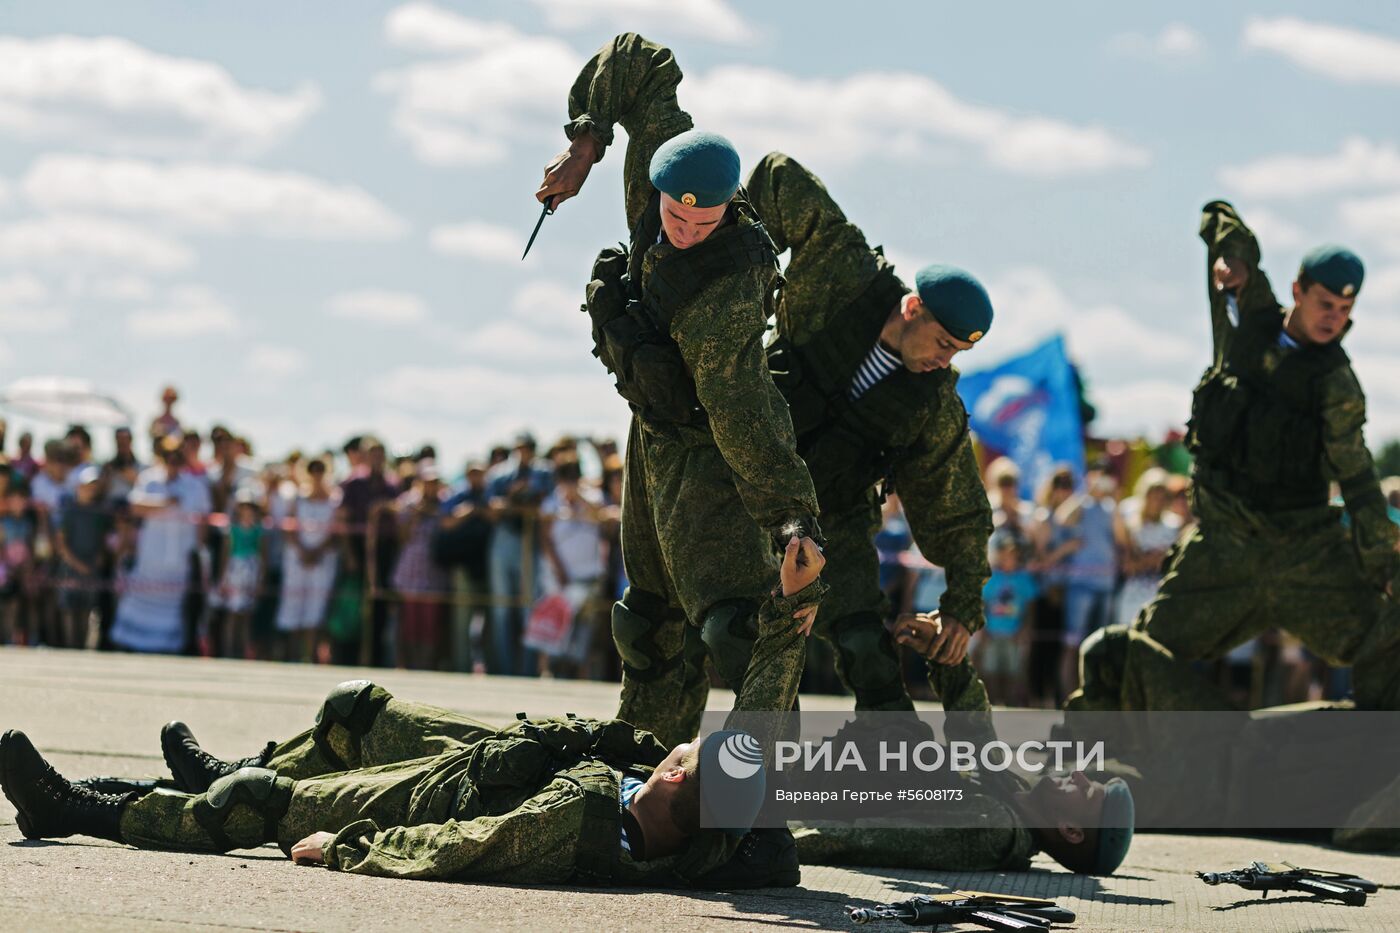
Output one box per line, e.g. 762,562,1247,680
890,378,993,633
1318,365,1400,590
1199,200,1278,363
566,33,694,233
728,579,829,729
672,270,821,538
323,788,584,881
744,151,883,344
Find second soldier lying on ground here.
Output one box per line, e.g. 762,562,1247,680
0,540,823,886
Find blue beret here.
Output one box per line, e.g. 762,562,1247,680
1300,244,1364,298
699,730,766,835
914,264,994,344
649,130,741,209
1090,777,1135,875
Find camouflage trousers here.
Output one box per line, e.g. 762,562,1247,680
1131,513,1400,710
815,493,993,721
614,415,788,748
120,684,487,853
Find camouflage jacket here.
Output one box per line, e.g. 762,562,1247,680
1199,201,1398,589
565,32,819,541
749,151,992,629
322,585,822,883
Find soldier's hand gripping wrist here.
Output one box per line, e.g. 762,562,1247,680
537,133,599,209
291,831,335,866
782,535,825,636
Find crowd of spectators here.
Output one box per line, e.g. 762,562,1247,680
5,388,1400,708
0,387,625,680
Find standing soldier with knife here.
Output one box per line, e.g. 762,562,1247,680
535,33,824,750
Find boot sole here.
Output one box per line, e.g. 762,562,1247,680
0,731,45,840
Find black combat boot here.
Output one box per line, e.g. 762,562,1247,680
0,730,133,842
161,721,275,794
693,826,801,889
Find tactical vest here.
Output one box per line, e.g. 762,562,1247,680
768,256,950,510
583,188,780,426
1186,299,1350,512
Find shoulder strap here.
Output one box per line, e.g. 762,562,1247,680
566,760,622,885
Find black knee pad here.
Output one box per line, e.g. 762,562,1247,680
700,598,759,689
830,612,907,708
193,766,292,851
313,679,390,769
612,588,684,683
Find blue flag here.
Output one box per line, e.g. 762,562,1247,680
957,334,1084,498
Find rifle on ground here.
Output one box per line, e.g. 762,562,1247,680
1197,861,1377,906
847,890,1076,931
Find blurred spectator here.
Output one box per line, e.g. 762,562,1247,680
1165,474,1193,526
211,493,265,659
103,427,143,506
276,458,340,662
342,436,366,476
110,438,212,654
487,445,510,469
984,457,1034,551
62,426,96,495
978,531,1037,706
55,465,111,649
340,438,399,665
12,432,39,482
389,461,448,670
150,385,182,441
1,476,36,644
1382,476,1400,524
1056,463,1121,695
180,430,207,477
875,493,914,612
1116,468,1182,626
538,457,607,676
485,433,553,676
434,461,493,673
1027,465,1076,706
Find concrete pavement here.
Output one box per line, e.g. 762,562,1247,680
2,646,1397,932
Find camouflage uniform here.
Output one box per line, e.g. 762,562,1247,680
116,584,821,882
750,152,993,715
565,35,821,747
1131,202,1400,710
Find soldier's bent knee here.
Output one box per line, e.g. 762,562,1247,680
830,612,906,707
194,767,292,850
612,589,683,683
315,680,389,735
700,598,759,688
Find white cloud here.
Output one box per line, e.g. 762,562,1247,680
377,8,580,166
1339,192,1400,254
0,176,10,207
21,154,406,239
452,280,590,362
379,10,1142,176
524,0,750,45
326,289,429,324
0,274,69,332
1243,17,1400,85
0,213,193,271
127,286,238,338
1242,206,1308,252
1092,379,1192,437
1107,23,1205,59
85,274,156,302
685,66,1149,176
247,345,308,379
429,220,522,262
1220,138,1400,199
0,35,320,155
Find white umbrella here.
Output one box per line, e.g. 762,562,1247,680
0,377,133,427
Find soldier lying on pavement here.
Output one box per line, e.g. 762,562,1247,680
0,539,824,887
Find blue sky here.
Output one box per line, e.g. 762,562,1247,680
2,1,1399,466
